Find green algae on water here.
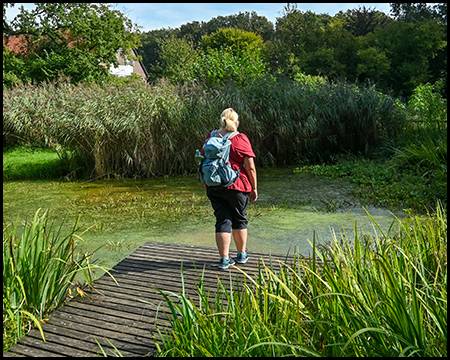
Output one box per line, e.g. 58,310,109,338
3,167,404,276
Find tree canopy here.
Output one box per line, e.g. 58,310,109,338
3,3,141,84
3,3,447,99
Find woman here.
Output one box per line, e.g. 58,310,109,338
201,108,258,270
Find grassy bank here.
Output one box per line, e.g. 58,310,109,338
295,126,446,215
3,145,72,180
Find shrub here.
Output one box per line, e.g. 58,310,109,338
406,79,447,130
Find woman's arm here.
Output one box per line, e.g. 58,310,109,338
243,156,258,202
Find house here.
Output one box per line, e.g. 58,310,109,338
109,48,148,80
3,35,148,81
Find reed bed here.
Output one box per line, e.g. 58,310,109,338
153,204,447,357
2,209,113,351
3,77,403,178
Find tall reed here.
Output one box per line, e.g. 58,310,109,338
152,204,447,357
3,209,113,351
3,77,403,178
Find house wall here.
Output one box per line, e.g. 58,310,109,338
111,48,148,80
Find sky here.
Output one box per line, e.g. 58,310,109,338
5,3,392,32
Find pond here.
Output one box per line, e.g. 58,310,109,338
3,166,405,277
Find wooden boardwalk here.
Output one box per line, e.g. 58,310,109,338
4,241,295,357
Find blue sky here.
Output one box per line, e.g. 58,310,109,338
6,3,392,32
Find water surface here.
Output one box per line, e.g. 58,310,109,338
3,167,405,274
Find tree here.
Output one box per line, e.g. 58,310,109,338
389,3,447,95
202,27,265,59
155,34,198,84
3,3,141,84
178,21,206,47
390,3,447,24
369,19,446,98
193,47,268,87
197,28,268,87
138,10,274,82
356,47,390,82
137,28,178,81
273,6,333,78
336,6,391,36
202,11,274,41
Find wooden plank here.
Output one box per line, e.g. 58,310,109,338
63,300,169,330
16,330,94,357
2,342,61,357
27,318,157,357
3,241,297,357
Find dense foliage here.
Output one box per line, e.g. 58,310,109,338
3,3,141,85
136,3,447,99
3,3,447,99
297,79,447,213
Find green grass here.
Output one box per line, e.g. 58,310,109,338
3,209,116,352
151,203,447,357
3,145,72,180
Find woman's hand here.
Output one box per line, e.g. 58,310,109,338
250,189,258,203
244,156,257,203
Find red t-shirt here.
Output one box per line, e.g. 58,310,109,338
201,131,256,192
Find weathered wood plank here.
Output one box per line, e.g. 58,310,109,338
2,342,61,357
3,241,295,357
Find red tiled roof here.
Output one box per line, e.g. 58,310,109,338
3,31,77,56
3,35,31,55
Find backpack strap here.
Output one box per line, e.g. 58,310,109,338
211,130,239,140
223,131,239,140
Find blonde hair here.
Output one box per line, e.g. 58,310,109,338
220,108,239,132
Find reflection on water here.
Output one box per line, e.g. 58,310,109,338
3,167,405,272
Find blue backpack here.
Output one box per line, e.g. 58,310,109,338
197,130,242,188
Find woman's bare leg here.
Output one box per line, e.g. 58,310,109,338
232,228,247,253
216,232,232,258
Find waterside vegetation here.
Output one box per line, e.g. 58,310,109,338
153,204,446,357
3,75,446,214
2,73,446,355
3,210,116,351
3,76,403,178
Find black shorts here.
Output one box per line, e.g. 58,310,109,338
206,188,250,233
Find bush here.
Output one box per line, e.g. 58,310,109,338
193,48,268,87
406,79,447,129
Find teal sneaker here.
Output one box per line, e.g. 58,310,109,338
236,251,249,264
218,257,235,270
